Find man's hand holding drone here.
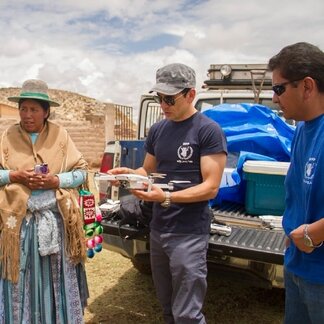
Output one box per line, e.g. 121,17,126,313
95,168,190,205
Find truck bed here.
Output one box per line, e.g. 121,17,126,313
101,202,285,265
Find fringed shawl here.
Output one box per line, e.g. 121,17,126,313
0,121,88,283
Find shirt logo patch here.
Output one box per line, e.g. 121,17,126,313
177,143,193,163
304,157,316,185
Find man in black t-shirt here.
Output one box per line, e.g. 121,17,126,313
110,63,227,324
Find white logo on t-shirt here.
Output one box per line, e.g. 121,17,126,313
177,143,193,163
304,157,316,184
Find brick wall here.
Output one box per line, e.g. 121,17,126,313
0,104,19,118
0,118,106,167
56,120,106,167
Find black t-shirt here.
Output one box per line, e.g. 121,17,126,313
145,112,227,234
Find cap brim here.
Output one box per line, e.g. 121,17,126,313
149,83,185,96
7,96,60,107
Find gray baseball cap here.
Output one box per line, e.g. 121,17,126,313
149,63,196,95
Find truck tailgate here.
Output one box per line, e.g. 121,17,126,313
208,226,285,265
101,220,285,265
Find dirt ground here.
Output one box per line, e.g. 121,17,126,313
83,249,285,324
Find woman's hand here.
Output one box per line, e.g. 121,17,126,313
29,172,60,190
9,169,34,188
9,169,59,190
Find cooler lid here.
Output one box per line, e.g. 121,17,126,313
243,160,290,175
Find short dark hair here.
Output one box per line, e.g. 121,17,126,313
181,88,192,96
268,42,324,92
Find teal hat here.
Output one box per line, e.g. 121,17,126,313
7,79,60,107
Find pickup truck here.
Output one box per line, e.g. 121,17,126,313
98,64,288,289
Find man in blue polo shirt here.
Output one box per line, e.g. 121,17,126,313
268,42,324,324
110,63,227,323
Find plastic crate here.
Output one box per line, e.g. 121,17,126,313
243,161,290,216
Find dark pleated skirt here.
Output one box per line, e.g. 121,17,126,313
0,213,89,323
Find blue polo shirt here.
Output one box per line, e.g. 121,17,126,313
283,114,324,283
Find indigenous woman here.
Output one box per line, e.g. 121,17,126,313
0,79,89,323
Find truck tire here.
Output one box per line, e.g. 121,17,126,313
131,254,151,275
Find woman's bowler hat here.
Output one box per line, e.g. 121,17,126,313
8,79,60,107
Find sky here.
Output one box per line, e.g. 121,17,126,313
1,0,324,112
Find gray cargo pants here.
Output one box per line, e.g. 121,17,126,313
150,229,209,324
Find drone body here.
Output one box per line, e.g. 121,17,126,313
94,173,190,191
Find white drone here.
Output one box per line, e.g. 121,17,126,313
94,172,190,191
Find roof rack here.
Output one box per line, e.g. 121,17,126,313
203,64,273,101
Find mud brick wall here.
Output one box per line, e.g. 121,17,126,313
0,119,106,167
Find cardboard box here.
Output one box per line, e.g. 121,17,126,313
243,160,290,216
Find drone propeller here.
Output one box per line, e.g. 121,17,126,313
149,173,166,179
170,180,191,184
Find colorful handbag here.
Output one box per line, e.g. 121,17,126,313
79,189,103,258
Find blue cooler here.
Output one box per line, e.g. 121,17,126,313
243,160,290,216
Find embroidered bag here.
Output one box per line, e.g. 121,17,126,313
79,189,103,258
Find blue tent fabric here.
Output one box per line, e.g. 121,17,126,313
203,103,295,206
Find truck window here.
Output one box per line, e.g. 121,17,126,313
141,97,282,139
196,97,278,112
223,98,277,110
144,102,163,137
258,99,277,110
195,98,221,112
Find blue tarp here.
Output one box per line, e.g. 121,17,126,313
203,103,295,205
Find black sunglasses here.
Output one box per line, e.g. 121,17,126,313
272,79,301,96
153,89,191,106
153,93,184,106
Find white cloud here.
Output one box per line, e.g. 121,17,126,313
1,0,324,114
